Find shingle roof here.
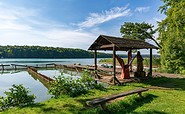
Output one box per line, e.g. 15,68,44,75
88,35,159,51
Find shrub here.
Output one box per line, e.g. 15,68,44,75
0,84,36,111
81,69,104,90
180,70,185,75
49,70,104,98
49,75,87,97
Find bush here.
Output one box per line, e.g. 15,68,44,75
81,69,104,90
0,84,36,111
49,75,87,97
49,70,104,98
180,70,185,75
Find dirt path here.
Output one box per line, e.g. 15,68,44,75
153,72,185,78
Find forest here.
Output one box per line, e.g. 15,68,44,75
0,45,113,58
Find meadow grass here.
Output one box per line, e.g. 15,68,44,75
1,77,185,114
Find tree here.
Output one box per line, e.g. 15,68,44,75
120,22,161,48
158,0,185,73
0,45,112,58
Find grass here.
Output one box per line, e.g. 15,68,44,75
1,76,185,114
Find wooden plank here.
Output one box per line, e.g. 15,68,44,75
1,64,10,66
11,64,28,67
87,88,148,106
100,44,114,49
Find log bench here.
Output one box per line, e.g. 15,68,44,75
86,88,148,110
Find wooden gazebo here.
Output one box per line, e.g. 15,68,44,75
88,35,159,84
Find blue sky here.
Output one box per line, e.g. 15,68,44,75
0,0,165,53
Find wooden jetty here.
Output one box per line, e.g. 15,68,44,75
0,63,57,71
56,64,122,75
45,63,56,68
0,64,10,70
0,62,145,85
27,67,54,89
11,64,42,70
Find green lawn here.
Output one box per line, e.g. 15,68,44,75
1,77,185,114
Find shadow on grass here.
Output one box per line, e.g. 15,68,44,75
141,76,185,90
78,94,162,114
24,103,59,113
16,103,44,110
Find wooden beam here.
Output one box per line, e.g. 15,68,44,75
100,44,114,49
149,48,152,76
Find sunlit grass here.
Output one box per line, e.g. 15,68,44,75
2,77,185,114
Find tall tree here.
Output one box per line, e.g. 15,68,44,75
158,0,185,73
120,22,161,48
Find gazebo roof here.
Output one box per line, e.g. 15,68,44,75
88,35,159,51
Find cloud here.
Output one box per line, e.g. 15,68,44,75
77,5,131,28
0,20,32,30
0,29,96,49
44,29,96,49
153,16,165,22
0,2,99,49
0,2,38,31
0,3,38,21
135,6,150,13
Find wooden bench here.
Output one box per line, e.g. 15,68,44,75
86,88,148,110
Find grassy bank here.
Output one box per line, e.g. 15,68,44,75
1,76,185,114
99,57,161,68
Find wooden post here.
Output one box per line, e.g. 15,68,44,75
94,49,101,79
128,50,132,71
149,48,152,76
113,45,116,85
94,49,97,71
1,64,4,71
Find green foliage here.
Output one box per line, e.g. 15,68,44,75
49,70,104,97
120,22,161,48
48,75,87,97
180,70,185,75
81,69,104,90
158,0,185,73
120,22,154,40
0,45,112,58
0,84,36,111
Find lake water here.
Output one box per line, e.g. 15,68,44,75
0,58,97,66
0,58,101,102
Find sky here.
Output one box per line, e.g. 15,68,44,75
0,0,165,54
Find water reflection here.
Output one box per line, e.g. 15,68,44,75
0,58,99,102
0,70,23,74
0,68,81,102
0,70,52,102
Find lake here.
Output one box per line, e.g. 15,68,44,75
0,58,101,102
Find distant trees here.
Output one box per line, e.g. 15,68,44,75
158,0,185,73
0,45,112,58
